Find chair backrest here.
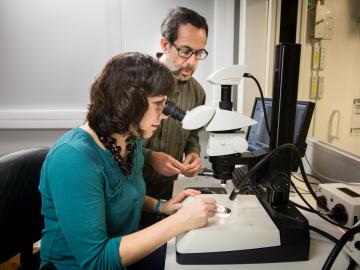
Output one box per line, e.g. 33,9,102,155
0,147,49,265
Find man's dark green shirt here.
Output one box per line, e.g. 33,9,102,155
143,77,205,187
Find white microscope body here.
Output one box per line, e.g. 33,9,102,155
179,65,257,157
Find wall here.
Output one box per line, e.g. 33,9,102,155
0,0,122,153
299,0,360,155
0,0,235,155
0,0,121,123
237,0,271,116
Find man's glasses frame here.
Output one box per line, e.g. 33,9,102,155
170,42,208,60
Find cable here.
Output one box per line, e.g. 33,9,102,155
290,201,316,213
347,258,356,270
230,143,321,205
229,143,351,230
306,173,323,181
322,224,360,270
291,185,310,194
290,190,310,195
243,73,271,137
290,173,360,269
290,200,329,215
292,172,319,186
309,225,338,243
289,175,350,230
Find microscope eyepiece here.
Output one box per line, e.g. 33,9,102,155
163,100,186,122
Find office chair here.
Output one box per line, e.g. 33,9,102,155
0,147,49,269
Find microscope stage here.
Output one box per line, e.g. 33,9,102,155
176,194,280,254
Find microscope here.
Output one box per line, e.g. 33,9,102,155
163,43,310,265
164,65,258,184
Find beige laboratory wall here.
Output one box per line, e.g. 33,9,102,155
299,0,360,155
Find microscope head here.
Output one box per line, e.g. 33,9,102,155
207,65,247,85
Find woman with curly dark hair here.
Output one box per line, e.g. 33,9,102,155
39,52,216,270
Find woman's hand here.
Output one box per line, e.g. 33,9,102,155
175,196,217,231
160,189,200,216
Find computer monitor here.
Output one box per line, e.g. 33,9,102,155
246,97,315,158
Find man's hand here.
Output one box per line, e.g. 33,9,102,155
160,189,201,215
150,151,187,176
182,152,202,177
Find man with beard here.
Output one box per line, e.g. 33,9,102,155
141,7,208,226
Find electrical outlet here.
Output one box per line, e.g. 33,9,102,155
310,76,318,99
313,42,320,70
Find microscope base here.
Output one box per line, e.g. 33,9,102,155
176,194,309,264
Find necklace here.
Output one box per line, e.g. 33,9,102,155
98,135,136,176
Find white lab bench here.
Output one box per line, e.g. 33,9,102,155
164,175,352,270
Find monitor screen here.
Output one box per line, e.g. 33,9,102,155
246,97,315,156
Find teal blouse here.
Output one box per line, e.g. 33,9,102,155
39,128,146,269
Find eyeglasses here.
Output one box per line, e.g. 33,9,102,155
170,42,208,60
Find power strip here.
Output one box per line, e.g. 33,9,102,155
343,221,360,266
317,183,360,228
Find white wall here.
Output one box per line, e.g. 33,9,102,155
0,0,235,154
237,0,277,117
0,0,122,115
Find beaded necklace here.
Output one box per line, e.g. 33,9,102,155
98,135,136,176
